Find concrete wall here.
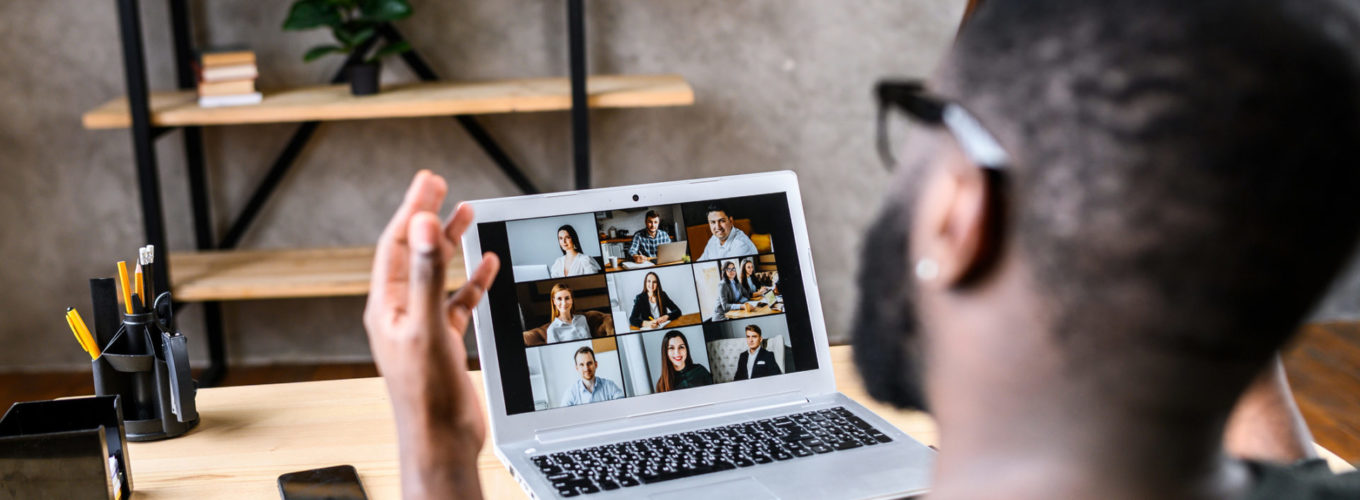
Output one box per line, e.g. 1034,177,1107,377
0,0,970,371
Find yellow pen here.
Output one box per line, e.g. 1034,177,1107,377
65,311,95,359
69,308,100,358
117,261,132,314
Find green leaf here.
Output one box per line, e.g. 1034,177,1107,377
366,40,411,63
359,0,412,22
332,25,375,48
303,44,344,62
283,0,343,30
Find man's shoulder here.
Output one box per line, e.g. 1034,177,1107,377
1247,459,1360,499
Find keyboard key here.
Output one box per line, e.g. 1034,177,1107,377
833,440,863,451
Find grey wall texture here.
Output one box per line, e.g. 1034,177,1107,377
0,0,965,371
4,1,1360,373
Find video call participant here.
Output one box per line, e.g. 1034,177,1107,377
551,224,601,278
561,347,624,406
627,210,673,263
733,325,782,381
697,204,758,261
629,272,683,330
545,283,590,343
713,260,754,319
654,330,712,392
740,258,770,298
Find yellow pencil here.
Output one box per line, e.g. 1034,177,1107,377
69,309,100,358
117,261,132,314
134,263,144,308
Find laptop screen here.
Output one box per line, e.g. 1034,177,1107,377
477,193,821,415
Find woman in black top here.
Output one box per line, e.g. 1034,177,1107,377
629,271,683,330
654,330,712,393
740,258,770,298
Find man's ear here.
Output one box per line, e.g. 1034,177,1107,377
914,148,1004,287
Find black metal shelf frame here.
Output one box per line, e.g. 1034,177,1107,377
113,0,594,386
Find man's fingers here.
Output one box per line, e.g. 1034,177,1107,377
444,203,476,249
407,212,447,330
446,252,500,329
381,170,449,244
369,172,448,316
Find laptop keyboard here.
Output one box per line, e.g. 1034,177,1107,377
529,406,894,497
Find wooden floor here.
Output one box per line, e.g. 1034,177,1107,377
2,324,1357,465
1283,322,1360,464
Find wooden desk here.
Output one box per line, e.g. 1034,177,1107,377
724,297,784,320
628,312,702,332
602,258,684,273
123,346,1352,499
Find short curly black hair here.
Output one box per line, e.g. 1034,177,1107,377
942,0,1360,364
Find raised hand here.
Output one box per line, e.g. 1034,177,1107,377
363,170,500,499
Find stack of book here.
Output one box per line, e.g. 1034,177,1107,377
197,48,261,108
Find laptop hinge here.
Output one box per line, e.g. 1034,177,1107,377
533,391,809,446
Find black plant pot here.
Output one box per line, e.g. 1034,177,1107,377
348,61,381,96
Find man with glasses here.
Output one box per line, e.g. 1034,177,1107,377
362,0,1360,497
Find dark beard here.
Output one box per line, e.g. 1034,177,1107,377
852,192,930,412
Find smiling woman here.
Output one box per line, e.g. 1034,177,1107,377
652,328,712,393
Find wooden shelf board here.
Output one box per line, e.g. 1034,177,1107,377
82,73,693,129
169,246,467,301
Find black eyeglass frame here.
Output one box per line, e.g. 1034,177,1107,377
874,79,1011,284
875,80,1011,172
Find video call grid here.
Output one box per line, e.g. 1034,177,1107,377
491,194,807,414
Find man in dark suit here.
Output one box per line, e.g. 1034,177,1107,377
733,325,782,380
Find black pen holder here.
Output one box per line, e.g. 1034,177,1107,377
92,311,198,442
0,395,133,500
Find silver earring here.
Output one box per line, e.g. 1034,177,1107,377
915,259,939,281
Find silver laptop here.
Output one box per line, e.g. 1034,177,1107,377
462,171,934,499
655,240,688,265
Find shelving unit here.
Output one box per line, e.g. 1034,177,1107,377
83,74,693,128
92,0,694,386
169,247,467,301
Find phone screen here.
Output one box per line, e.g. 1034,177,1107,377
277,465,368,500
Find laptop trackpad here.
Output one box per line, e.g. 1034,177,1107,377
647,476,778,500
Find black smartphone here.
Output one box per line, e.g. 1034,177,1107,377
277,464,368,500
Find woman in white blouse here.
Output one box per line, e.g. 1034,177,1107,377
550,225,602,278
545,283,591,343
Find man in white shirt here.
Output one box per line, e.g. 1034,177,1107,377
698,204,758,261
561,347,624,406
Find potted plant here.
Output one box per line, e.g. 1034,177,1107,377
283,0,414,96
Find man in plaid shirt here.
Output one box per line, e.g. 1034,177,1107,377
628,210,672,263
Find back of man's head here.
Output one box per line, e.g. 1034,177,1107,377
937,0,1360,378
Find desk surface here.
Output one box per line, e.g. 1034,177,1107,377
628,312,702,331
724,299,783,320
124,346,1350,499
603,259,684,273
